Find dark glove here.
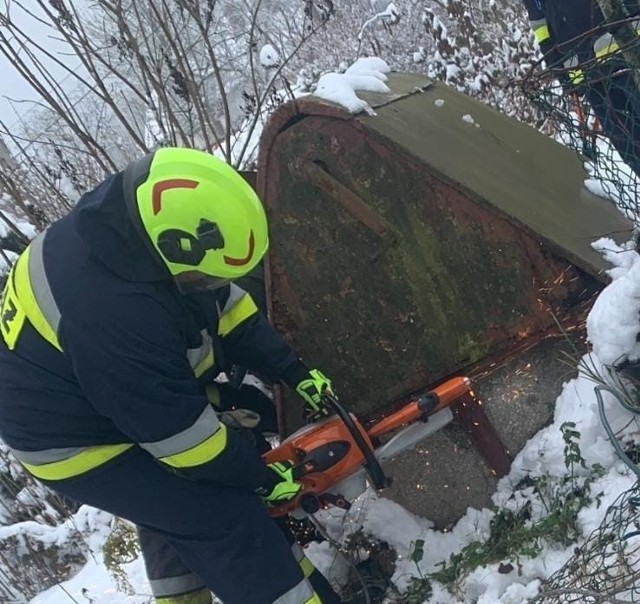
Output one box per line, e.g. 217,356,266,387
255,461,303,506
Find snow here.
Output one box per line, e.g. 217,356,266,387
462,113,475,124
314,58,391,115
25,508,150,604
434,99,445,107
0,249,18,274
259,44,280,68
357,3,399,41
584,177,610,199
413,47,426,64
586,238,640,365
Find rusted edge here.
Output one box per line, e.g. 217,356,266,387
258,98,363,435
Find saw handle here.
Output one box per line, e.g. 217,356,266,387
322,393,388,490
367,376,471,440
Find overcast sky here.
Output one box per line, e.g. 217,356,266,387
0,1,82,131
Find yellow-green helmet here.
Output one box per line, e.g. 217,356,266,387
123,147,268,282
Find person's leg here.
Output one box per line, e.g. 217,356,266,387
216,383,342,602
137,526,212,603
274,517,343,604
221,385,343,602
42,447,320,604
586,61,640,178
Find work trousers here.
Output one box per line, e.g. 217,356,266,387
138,522,341,603
42,447,320,604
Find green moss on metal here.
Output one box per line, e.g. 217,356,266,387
266,113,595,422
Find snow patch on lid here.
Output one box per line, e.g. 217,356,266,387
462,113,475,124
313,57,391,116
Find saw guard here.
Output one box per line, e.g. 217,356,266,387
264,376,471,517
264,412,374,517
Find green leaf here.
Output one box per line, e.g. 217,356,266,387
410,539,425,564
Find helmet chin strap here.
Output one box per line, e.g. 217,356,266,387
174,272,232,294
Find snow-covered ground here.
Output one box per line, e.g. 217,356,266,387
25,233,640,603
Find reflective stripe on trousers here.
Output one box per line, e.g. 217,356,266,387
530,18,550,43
594,21,640,59
563,55,585,85
273,578,318,604
138,525,211,602
140,526,323,604
156,589,213,604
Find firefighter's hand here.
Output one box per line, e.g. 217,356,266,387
256,461,303,506
295,369,333,419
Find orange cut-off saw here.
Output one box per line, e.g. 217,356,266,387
264,376,471,517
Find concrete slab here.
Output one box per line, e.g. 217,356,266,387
380,334,586,529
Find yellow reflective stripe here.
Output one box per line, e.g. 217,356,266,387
159,423,227,468
218,294,258,337
205,384,221,407
21,444,133,480
300,556,315,578
569,69,585,84
14,247,61,351
303,593,322,604
0,266,26,350
534,24,550,43
193,347,214,377
595,39,618,58
156,590,212,604
595,26,640,59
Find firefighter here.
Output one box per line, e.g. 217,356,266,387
522,0,640,178
0,148,343,604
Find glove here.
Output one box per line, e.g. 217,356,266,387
218,408,261,430
295,369,333,419
256,461,303,506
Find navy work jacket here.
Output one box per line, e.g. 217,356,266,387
0,172,298,454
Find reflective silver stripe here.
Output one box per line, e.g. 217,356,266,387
9,445,85,465
564,55,579,69
140,404,221,458
272,578,314,604
291,542,304,563
186,329,212,370
594,31,615,56
28,231,61,335
530,17,547,29
594,20,640,56
219,283,248,316
148,573,207,598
